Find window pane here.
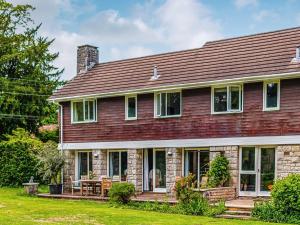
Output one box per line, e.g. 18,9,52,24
121,152,128,181
109,152,119,177
161,93,166,116
156,94,161,116
241,147,256,171
89,100,94,120
84,101,89,120
127,97,136,118
167,92,181,116
184,151,198,177
199,151,210,179
79,152,88,178
230,86,240,110
214,88,227,112
240,174,256,192
266,83,278,108
88,152,93,175
73,102,84,122
260,148,275,192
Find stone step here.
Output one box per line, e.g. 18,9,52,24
216,214,252,220
224,210,251,216
226,206,252,212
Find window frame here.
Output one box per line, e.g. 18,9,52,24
107,150,128,181
263,80,280,111
125,94,137,120
211,84,243,114
154,90,182,118
71,98,97,124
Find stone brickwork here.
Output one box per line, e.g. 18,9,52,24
200,187,236,202
63,150,75,189
277,145,300,178
77,45,99,74
93,149,107,177
166,148,183,194
210,146,239,187
127,149,143,193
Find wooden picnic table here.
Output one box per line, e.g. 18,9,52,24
80,180,101,196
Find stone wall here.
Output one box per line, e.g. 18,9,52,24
93,149,107,178
277,145,300,178
166,148,183,194
200,187,236,202
63,150,75,189
210,146,239,187
127,149,143,193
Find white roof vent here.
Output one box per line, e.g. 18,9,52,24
150,65,160,81
291,46,300,63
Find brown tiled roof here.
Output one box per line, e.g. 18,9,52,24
50,27,300,101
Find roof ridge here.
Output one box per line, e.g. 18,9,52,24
205,26,300,45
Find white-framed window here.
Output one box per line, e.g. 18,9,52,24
71,99,97,123
263,80,280,111
107,150,128,181
212,85,243,114
125,95,137,120
154,91,181,117
75,151,93,181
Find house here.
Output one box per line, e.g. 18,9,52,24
50,27,300,197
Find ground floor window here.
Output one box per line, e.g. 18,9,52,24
184,149,210,188
108,151,128,181
78,151,93,180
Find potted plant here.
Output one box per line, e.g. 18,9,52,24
38,141,65,194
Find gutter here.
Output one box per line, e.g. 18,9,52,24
49,71,300,102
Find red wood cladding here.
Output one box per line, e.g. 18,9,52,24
61,78,300,143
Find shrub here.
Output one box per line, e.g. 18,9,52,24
252,174,300,224
109,182,135,204
37,129,59,143
38,141,65,184
174,173,198,204
271,174,300,214
0,128,43,186
207,155,230,188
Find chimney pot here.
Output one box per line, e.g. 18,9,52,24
77,45,99,74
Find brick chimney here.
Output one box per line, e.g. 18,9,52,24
77,45,99,74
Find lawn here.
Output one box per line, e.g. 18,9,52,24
0,188,290,225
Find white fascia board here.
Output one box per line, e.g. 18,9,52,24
51,71,300,102
59,135,300,150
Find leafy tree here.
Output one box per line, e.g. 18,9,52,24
0,0,64,138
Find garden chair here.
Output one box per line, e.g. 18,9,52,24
101,177,112,197
70,176,80,195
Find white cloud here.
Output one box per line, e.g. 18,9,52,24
7,0,222,80
234,0,258,8
253,10,278,22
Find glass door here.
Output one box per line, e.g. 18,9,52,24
239,147,276,197
258,148,275,196
153,149,166,192
239,147,257,196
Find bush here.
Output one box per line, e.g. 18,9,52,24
271,173,300,214
109,182,135,204
37,129,59,143
252,201,300,224
174,173,198,204
252,174,300,224
207,155,230,188
0,128,43,186
38,141,65,184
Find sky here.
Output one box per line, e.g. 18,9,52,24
7,0,300,80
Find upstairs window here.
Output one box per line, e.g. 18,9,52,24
125,95,137,120
72,99,96,123
263,80,280,111
212,85,243,113
155,91,181,117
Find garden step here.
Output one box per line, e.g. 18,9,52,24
224,210,251,216
216,214,252,220
226,206,252,211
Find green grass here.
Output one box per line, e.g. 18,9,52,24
0,187,291,225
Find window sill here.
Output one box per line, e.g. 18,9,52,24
263,108,280,112
154,115,182,119
125,117,137,121
211,111,243,115
71,120,97,124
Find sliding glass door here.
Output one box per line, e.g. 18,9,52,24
153,149,166,192
108,151,128,181
77,151,93,180
184,149,209,188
